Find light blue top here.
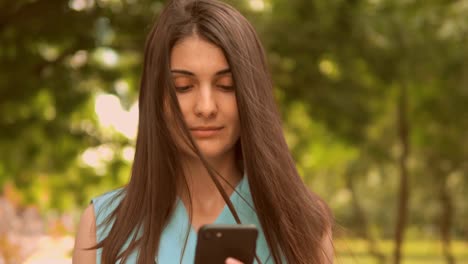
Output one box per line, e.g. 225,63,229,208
91,176,274,263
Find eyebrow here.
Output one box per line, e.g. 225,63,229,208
171,68,231,76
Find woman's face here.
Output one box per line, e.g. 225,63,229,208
169,35,240,161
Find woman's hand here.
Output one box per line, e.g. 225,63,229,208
225,257,244,264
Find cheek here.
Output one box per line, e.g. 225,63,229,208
176,95,192,117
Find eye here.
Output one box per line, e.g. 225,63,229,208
216,76,234,91
173,76,193,93
175,85,193,93
217,85,235,91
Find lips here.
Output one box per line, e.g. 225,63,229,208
191,126,223,130
190,126,223,138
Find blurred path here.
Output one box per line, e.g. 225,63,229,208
23,236,73,264
0,196,74,264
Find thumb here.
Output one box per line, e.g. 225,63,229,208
225,257,244,264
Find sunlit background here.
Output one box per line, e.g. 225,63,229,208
1,0,468,263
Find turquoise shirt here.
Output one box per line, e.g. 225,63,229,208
92,176,274,263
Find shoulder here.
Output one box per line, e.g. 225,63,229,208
315,196,334,263
92,188,125,208
89,187,126,242
72,188,127,264
77,204,96,235
73,204,97,264
91,188,126,222
321,224,334,263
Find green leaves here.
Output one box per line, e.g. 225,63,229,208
1,1,467,253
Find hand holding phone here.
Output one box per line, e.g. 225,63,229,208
194,224,258,264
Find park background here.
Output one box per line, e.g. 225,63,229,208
0,0,467,263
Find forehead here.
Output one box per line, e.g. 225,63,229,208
170,36,229,75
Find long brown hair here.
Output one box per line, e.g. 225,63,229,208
94,0,333,263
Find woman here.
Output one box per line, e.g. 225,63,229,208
73,0,334,263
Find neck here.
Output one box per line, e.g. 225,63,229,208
178,151,243,207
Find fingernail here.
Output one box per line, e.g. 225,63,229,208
225,258,236,264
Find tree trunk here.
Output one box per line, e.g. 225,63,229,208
393,84,410,264
439,175,455,264
346,171,386,264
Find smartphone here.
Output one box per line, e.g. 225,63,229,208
194,224,258,264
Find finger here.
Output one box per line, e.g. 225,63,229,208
225,257,244,264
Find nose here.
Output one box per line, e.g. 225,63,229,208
194,84,218,119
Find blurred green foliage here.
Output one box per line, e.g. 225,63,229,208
1,0,467,263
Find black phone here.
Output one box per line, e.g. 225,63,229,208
194,224,258,264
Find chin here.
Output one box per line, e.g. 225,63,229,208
181,140,238,161
198,149,229,160
193,143,233,160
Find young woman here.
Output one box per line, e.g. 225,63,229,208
73,0,334,263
